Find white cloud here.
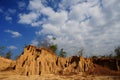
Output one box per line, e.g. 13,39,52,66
28,0,44,11
8,45,17,50
5,16,12,21
1,9,16,23
18,12,41,26
31,39,39,46
18,1,26,9
18,0,120,56
8,9,16,14
5,29,22,38
0,8,3,13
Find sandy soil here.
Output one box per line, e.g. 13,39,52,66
0,71,120,80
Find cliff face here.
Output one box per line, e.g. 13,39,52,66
15,45,93,75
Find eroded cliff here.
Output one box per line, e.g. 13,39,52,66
0,45,120,76
15,45,93,75
0,56,15,71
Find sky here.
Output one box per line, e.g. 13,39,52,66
0,0,120,58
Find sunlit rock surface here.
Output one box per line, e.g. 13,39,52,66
15,45,93,75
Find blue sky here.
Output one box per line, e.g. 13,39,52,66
0,0,120,58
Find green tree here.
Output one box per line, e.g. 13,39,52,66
6,51,12,59
49,44,57,53
59,48,66,57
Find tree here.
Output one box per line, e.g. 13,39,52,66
107,53,113,58
114,46,120,58
49,44,57,53
91,56,97,59
36,37,51,48
36,36,58,53
59,48,66,57
6,51,12,59
77,48,84,57
0,46,6,56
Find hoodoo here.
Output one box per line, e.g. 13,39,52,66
15,45,93,75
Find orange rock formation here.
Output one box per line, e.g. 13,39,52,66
15,45,93,75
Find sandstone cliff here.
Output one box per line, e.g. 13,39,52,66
0,56,15,71
0,45,120,76
15,45,93,75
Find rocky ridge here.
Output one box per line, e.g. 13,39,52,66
15,45,93,75
0,56,15,71
0,45,120,76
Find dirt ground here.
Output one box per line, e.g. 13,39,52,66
0,71,120,80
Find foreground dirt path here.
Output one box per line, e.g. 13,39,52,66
0,71,120,80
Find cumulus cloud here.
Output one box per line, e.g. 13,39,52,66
18,1,26,9
3,9,16,22
19,0,120,56
8,9,16,14
0,8,3,13
31,39,39,46
8,45,17,50
5,16,12,21
5,29,22,38
18,12,42,26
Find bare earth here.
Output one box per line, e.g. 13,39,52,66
0,71,120,80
